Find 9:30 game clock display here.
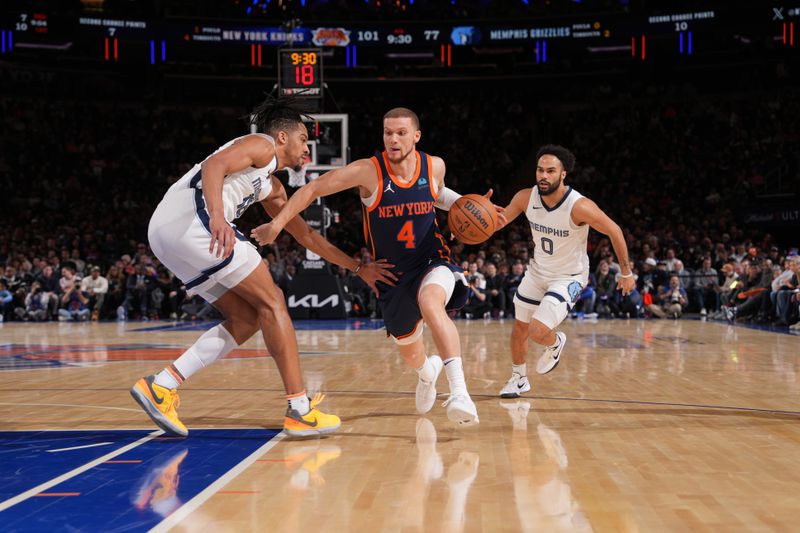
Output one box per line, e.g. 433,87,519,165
278,48,323,97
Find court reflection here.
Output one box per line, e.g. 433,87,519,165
390,417,480,532
500,400,592,532
275,439,343,533
131,446,189,518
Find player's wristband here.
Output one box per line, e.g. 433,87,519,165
434,186,462,211
619,272,634,279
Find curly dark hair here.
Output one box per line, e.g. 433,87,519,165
248,94,311,137
535,144,576,174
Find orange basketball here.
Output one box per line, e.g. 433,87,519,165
448,194,499,245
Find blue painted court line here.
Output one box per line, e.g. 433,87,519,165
0,430,152,501
130,318,386,332
0,428,280,532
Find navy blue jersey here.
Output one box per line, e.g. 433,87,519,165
363,151,450,281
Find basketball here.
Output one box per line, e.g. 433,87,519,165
448,194,499,245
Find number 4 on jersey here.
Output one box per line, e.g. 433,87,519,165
397,220,416,249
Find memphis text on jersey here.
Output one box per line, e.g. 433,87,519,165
530,221,570,237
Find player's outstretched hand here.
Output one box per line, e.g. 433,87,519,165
250,222,281,246
617,275,636,296
209,216,236,258
357,259,397,295
484,189,508,228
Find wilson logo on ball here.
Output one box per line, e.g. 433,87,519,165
448,194,498,245
464,200,490,229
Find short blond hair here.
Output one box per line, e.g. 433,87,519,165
383,107,420,130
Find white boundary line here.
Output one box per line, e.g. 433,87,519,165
150,432,286,533
0,429,162,512
46,442,112,453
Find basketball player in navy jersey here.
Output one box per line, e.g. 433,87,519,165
253,108,503,424
130,96,394,438
496,145,635,397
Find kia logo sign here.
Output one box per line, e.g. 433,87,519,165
288,294,340,308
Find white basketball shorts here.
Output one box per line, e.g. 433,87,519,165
148,188,262,303
512,268,587,330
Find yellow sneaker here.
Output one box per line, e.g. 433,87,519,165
283,393,341,438
130,375,188,437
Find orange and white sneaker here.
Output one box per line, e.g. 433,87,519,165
130,375,188,437
283,393,341,438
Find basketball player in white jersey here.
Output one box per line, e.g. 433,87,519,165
498,145,635,397
130,96,395,437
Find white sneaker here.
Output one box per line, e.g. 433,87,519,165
536,331,566,375
442,393,479,425
499,373,531,398
416,355,443,414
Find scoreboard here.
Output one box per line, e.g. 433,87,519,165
278,48,322,98
2,5,797,67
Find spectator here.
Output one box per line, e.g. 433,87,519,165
723,261,771,322
82,266,108,321
70,249,86,276
692,258,720,316
105,264,127,319
59,266,78,295
483,262,506,318
466,262,486,291
0,279,12,322
133,243,149,265
773,257,800,326
35,265,60,319
2,266,23,293
664,248,679,272
637,258,659,295
503,262,525,318
122,263,155,320
279,264,296,295
652,275,688,318
595,262,619,318
17,280,49,322
151,268,175,320
462,270,490,319
58,280,90,321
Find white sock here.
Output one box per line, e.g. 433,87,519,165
416,356,435,383
154,324,238,389
288,392,310,415
443,357,468,396
512,363,527,378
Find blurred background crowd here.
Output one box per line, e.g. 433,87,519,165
1,69,798,327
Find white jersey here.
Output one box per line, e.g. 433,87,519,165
167,133,278,222
526,186,590,278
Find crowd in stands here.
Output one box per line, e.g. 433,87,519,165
1,76,798,328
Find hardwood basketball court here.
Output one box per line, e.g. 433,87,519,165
1,318,798,531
